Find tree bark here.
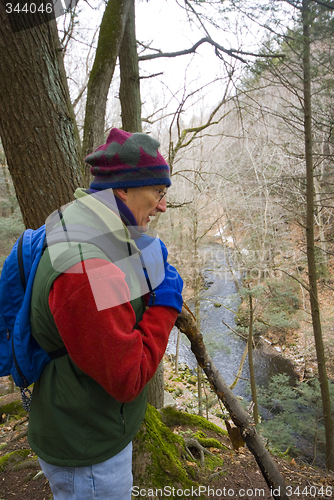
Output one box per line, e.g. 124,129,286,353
248,294,259,425
176,307,288,500
119,0,166,408
82,0,132,185
302,0,334,471
0,6,82,229
119,0,142,132
147,360,164,409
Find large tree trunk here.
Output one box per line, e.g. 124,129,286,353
119,0,142,132
0,7,82,229
176,307,288,500
147,361,164,409
82,0,132,185
302,0,334,472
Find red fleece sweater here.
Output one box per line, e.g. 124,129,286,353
48,258,178,403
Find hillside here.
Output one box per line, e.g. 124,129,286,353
1,357,334,500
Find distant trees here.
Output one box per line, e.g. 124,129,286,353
301,0,333,471
213,0,334,470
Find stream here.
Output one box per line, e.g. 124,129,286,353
167,243,297,399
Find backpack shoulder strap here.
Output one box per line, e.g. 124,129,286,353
17,231,26,291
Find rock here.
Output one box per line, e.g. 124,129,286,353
164,391,176,408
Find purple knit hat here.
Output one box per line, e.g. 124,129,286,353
85,128,171,190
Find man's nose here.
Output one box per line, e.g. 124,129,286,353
156,196,167,212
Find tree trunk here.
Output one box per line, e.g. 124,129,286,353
176,307,288,500
119,0,142,132
248,294,259,425
302,0,334,471
119,0,166,408
0,7,82,229
194,242,203,417
147,360,164,409
82,0,132,185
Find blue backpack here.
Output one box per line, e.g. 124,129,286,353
0,225,67,410
0,217,134,410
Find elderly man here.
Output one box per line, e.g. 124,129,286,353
27,128,183,500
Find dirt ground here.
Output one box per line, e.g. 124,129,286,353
0,451,52,500
1,443,334,500
1,422,334,500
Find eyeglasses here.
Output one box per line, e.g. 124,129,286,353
156,189,168,202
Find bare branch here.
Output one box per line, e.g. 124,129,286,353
166,201,193,208
309,0,334,8
139,72,164,80
138,37,285,64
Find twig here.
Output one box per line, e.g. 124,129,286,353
13,417,28,431
221,319,248,342
209,468,228,480
9,429,28,443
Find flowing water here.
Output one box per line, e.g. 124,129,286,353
167,243,297,399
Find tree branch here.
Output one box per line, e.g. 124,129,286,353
308,0,334,8
138,37,285,64
176,306,289,500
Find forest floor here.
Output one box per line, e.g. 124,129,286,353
1,357,334,500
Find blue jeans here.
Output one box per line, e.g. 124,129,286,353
38,442,133,500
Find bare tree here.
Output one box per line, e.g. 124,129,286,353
82,0,132,184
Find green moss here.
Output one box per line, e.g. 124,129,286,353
0,449,30,471
132,405,231,497
204,453,225,472
13,455,39,471
133,405,200,498
192,431,226,450
193,430,206,439
160,407,228,438
1,400,27,420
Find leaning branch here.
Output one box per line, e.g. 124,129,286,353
175,307,288,500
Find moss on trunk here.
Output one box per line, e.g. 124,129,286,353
133,405,226,499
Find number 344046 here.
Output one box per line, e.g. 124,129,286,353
6,3,53,14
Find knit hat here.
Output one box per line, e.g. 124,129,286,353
85,128,171,190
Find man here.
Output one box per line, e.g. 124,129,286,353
27,128,183,500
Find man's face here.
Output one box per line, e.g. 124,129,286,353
119,185,167,231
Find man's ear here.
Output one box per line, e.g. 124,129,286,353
113,188,128,201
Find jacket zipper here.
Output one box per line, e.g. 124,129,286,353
120,404,125,433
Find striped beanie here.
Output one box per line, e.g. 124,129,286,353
85,128,171,190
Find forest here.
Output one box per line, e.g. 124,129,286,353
0,0,334,499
